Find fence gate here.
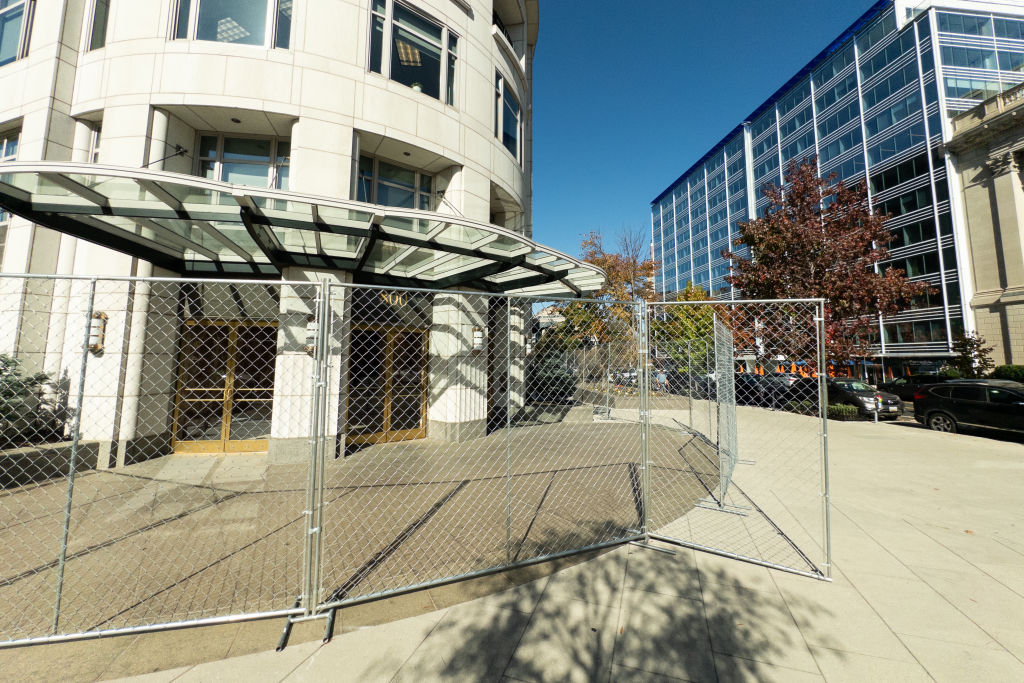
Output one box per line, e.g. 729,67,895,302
0,273,829,648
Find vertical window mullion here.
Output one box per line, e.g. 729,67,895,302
383,1,393,79
189,0,200,41
266,0,276,50
20,0,33,60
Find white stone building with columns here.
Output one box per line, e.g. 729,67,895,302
0,0,604,466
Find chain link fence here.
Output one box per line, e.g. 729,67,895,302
0,274,829,647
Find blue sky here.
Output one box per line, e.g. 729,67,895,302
530,0,880,257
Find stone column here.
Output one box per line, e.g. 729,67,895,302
428,291,489,442
269,267,351,463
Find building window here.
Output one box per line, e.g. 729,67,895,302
0,130,18,264
88,124,102,163
88,0,110,51
0,0,32,67
357,155,433,210
369,0,458,105
495,72,521,161
173,0,290,49
196,134,290,190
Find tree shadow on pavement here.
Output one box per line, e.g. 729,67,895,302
362,522,841,682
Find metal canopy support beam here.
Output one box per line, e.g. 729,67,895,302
41,173,111,211
239,206,285,272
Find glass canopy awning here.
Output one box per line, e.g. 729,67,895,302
0,162,606,297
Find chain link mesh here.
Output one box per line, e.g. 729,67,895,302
647,300,828,576
0,276,317,642
1,274,829,645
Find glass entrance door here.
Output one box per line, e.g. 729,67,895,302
347,327,427,445
173,320,277,453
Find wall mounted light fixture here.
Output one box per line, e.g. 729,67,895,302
472,326,485,352
88,312,108,353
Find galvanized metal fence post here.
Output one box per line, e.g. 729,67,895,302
302,281,331,614
504,298,513,564
638,300,650,541
816,300,832,578
605,340,610,417
52,277,97,634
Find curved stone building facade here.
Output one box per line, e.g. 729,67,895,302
1,0,540,274
0,1,602,463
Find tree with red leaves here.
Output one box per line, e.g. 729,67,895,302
723,158,929,362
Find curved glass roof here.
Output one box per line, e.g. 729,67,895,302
0,163,606,297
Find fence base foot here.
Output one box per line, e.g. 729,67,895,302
322,608,338,644
276,598,301,652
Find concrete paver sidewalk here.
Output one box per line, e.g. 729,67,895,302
92,418,1024,682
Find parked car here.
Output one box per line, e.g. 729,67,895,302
913,379,1024,434
734,373,769,405
732,373,798,407
789,377,902,418
878,374,949,401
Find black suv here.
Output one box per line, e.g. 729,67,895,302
913,379,1024,434
878,375,949,402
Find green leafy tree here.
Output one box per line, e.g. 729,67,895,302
650,284,714,373
948,332,995,378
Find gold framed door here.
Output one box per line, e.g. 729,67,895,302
172,320,278,453
347,326,427,445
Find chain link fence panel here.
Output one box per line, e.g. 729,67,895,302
646,300,829,577
314,288,646,609
0,275,319,643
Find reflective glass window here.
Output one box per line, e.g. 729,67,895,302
358,155,433,210
866,122,926,165
940,45,997,71
196,134,290,190
817,100,860,138
860,31,916,81
997,50,1024,73
819,128,862,164
943,76,1002,101
780,105,812,139
937,12,993,37
0,0,27,66
197,0,268,45
813,44,854,87
865,91,921,138
173,0,291,49
750,111,776,139
369,1,458,104
858,12,897,53
816,72,858,111
862,61,918,109
995,17,1024,40
89,0,111,51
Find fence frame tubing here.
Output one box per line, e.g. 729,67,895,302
815,300,833,578
51,277,97,635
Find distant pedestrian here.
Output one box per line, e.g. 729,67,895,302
656,370,667,392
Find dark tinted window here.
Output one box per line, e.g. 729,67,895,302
950,386,986,401
930,386,953,397
988,388,1022,405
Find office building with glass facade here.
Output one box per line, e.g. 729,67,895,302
652,0,1024,372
